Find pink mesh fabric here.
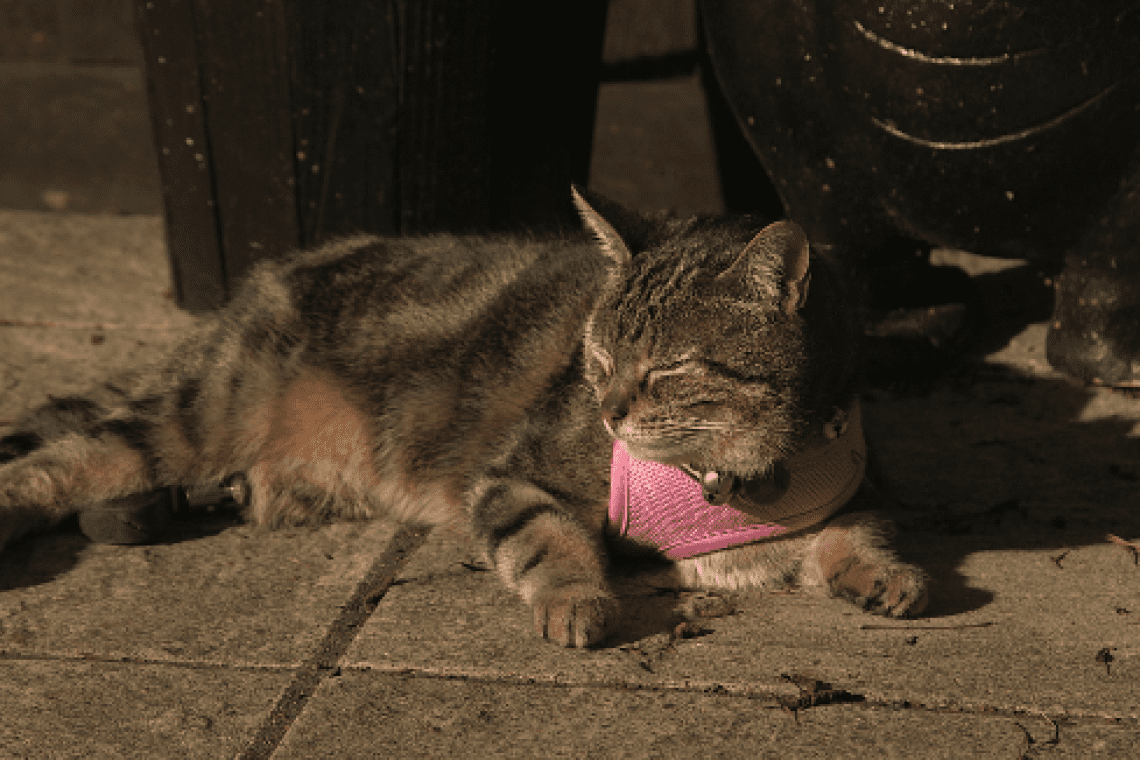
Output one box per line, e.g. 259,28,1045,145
608,404,866,560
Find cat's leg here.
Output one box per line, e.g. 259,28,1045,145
472,479,616,647
0,332,277,551
672,534,812,592
801,511,929,618
672,512,928,617
0,394,164,550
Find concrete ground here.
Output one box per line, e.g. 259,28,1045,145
1,197,1139,759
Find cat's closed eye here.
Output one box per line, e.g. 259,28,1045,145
645,358,701,391
589,347,614,378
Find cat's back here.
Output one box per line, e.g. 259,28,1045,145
228,232,604,338
223,232,610,391
264,232,602,315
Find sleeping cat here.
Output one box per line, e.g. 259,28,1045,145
0,188,927,647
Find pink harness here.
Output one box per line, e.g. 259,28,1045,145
607,404,866,559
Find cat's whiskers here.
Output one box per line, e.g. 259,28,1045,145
682,422,738,431
635,420,743,437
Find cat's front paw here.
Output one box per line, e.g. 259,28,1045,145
831,560,929,618
876,566,929,618
532,584,618,648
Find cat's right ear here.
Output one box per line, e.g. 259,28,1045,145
719,220,811,315
571,185,635,270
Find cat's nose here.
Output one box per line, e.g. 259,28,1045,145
600,391,630,430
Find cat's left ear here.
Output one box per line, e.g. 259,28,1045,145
721,220,811,315
571,185,637,270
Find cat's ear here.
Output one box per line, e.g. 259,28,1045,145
720,220,811,315
571,185,640,270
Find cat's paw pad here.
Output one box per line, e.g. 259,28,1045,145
829,560,929,618
532,585,618,648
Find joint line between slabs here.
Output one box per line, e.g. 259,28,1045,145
236,524,430,760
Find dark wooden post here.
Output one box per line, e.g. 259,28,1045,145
135,0,231,313
135,0,606,312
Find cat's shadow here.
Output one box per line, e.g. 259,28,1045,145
853,258,1140,616
603,558,709,646
0,512,241,592
892,533,995,618
863,359,1140,620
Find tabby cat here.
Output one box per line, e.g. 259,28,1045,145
0,189,927,647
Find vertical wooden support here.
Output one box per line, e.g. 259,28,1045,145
394,0,494,233
135,0,227,312
192,0,301,284
285,1,404,245
135,0,606,311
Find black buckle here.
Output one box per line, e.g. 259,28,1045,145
681,463,791,508
77,473,250,545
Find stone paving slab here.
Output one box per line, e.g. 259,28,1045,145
276,670,1036,760
0,659,287,759
589,75,723,217
347,527,1138,718
0,519,401,667
0,209,191,420
863,378,1140,526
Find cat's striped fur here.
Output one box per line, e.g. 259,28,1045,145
0,189,926,647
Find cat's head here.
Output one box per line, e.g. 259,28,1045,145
573,187,858,480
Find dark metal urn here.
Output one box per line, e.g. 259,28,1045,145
700,0,1140,384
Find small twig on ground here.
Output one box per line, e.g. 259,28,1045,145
1051,549,1071,568
859,621,994,630
1013,709,1060,755
1107,534,1140,565
777,673,864,722
1095,646,1116,675
619,621,712,673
